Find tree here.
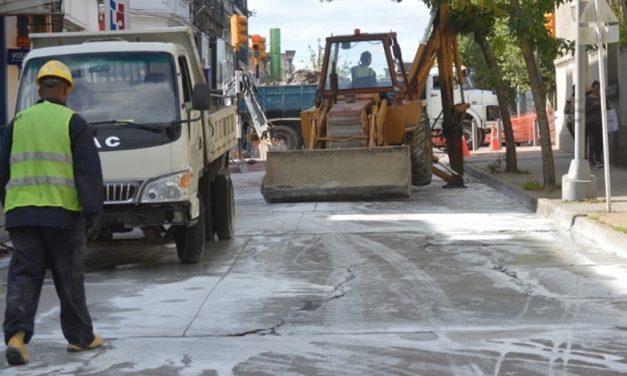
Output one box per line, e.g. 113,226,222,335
508,0,559,188
451,2,519,173
307,39,324,70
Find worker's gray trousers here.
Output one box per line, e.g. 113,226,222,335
3,225,95,348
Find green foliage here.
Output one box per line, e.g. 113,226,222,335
486,157,504,174
521,179,543,191
307,39,324,70
607,0,626,45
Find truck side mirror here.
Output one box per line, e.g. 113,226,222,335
192,83,211,111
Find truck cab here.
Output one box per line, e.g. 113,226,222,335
15,27,238,263
425,66,500,149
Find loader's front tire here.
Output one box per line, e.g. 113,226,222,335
174,199,206,264
407,122,433,186
212,174,234,239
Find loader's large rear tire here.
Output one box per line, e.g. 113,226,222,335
211,174,234,239
174,199,206,264
407,122,433,186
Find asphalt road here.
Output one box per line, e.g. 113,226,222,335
1,171,627,375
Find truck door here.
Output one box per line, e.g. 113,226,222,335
426,74,443,126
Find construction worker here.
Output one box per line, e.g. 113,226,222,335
0,60,104,366
351,51,377,88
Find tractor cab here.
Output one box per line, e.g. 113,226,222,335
320,31,407,98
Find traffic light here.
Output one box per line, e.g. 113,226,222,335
544,13,556,38
251,34,262,57
250,34,268,62
257,36,268,61
230,15,248,50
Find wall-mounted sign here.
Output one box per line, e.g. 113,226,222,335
7,48,29,66
104,0,129,31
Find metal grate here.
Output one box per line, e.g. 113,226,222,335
103,181,139,204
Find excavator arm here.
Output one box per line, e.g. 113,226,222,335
404,5,468,186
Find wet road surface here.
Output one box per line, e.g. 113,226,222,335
1,172,627,375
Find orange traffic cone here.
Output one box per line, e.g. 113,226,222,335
490,123,501,151
461,138,470,157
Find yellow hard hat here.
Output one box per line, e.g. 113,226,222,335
37,60,73,88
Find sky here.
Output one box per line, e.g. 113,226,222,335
246,0,432,70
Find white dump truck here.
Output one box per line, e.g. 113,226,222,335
15,27,238,263
425,66,500,149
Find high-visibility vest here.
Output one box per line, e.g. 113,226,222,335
352,65,374,78
4,101,81,212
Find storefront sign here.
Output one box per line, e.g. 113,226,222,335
104,0,129,30
7,48,29,66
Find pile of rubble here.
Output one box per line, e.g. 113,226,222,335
284,69,320,85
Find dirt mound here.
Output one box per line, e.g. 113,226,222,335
285,69,320,85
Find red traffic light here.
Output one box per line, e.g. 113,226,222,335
251,34,262,50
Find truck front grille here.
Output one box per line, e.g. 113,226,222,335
104,181,140,204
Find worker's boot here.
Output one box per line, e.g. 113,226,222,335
5,331,28,366
67,334,104,353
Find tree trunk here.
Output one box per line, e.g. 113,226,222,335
510,0,556,188
474,30,518,172
519,39,556,187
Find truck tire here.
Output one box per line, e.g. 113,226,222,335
462,116,485,150
174,199,206,264
272,125,302,150
211,174,235,239
407,122,433,186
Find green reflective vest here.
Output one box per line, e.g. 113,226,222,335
4,101,81,212
352,65,374,78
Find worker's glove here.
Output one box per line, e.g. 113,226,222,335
85,213,102,241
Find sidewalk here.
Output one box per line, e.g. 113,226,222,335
465,146,627,258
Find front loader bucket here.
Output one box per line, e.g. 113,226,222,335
261,146,411,203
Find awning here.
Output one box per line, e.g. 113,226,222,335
0,0,61,15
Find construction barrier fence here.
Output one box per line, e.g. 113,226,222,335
430,109,556,149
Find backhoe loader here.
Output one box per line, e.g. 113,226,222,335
261,5,468,203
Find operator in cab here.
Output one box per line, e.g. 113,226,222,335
351,51,377,88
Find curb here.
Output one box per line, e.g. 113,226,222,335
464,163,538,211
465,163,627,257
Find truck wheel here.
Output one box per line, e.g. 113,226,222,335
174,199,206,264
407,122,433,186
272,125,301,150
211,174,234,239
462,117,484,150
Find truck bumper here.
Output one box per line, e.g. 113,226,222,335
102,204,190,228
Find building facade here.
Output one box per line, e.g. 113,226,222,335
0,0,99,124
0,0,248,126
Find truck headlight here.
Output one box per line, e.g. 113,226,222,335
140,171,190,203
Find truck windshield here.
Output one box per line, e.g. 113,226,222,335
324,40,393,90
16,52,179,124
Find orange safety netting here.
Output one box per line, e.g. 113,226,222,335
506,109,555,145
